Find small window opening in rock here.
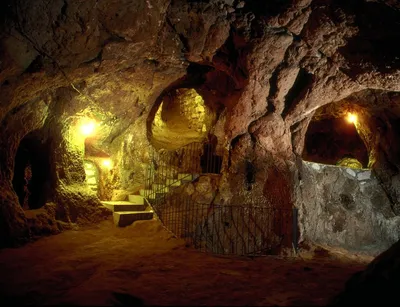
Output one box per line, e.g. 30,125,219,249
200,135,222,174
12,131,51,210
302,107,368,169
245,160,256,191
148,88,215,150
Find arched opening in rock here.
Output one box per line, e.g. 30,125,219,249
148,87,215,150
200,134,222,174
12,131,51,210
303,115,369,168
144,63,234,182
302,89,400,170
302,99,369,169
84,137,115,200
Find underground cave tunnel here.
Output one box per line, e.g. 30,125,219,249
1,0,400,306
148,87,214,150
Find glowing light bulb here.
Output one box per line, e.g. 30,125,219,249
80,119,97,137
346,113,357,124
102,159,112,169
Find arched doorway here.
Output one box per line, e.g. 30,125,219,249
302,99,369,168
303,116,369,168
147,88,215,150
12,131,51,210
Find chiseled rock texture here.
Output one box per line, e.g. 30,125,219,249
0,0,400,252
296,161,400,255
330,237,400,305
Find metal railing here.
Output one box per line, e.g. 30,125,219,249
156,193,298,256
143,141,298,256
144,141,223,207
144,142,200,200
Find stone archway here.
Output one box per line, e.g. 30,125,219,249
148,88,215,150
303,114,369,168
302,89,400,171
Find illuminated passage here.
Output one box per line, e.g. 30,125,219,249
149,88,214,150
303,106,368,168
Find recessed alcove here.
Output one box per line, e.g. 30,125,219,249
303,115,368,168
303,89,400,171
12,130,51,210
148,88,215,150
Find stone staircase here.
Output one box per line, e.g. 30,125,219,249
101,195,154,227
101,173,198,227
139,173,198,205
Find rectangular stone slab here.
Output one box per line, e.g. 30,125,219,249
101,201,146,212
113,211,154,227
128,195,145,204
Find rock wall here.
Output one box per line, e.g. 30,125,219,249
1,0,400,250
296,161,400,255
0,97,49,246
330,237,400,305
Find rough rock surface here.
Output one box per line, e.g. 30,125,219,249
296,161,400,255
150,88,214,150
0,0,400,257
330,238,400,305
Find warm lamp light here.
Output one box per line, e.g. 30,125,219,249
102,159,113,169
80,119,97,137
346,113,357,124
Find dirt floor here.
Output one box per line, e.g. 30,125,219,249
0,218,372,306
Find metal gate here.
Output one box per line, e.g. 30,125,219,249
154,193,298,256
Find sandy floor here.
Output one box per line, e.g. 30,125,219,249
0,219,372,306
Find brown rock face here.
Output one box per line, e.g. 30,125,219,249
0,0,400,259
330,237,400,305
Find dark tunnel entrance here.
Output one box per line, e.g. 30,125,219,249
303,116,369,168
12,131,51,210
302,96,371,169
200,134,222,174
302,90,400,170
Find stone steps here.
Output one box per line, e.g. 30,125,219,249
113,211,154,227
104,172,198,227
143,173,200,201
128,195,144,204
84,161,99,193
101,194,154,227
101,201,146,212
